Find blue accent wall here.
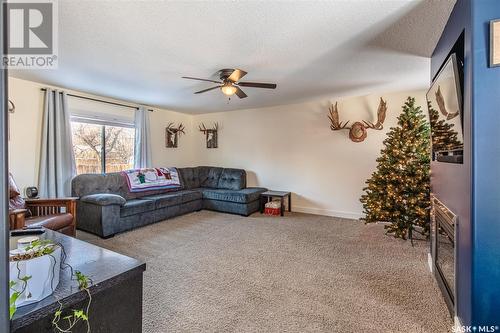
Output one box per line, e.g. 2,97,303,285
432,0,500,326
471,0,500,325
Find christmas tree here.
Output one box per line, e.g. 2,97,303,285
428,101,462,152
360,97,431,240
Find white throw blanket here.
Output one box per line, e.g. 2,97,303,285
122,167,181,192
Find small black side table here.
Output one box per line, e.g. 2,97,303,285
260,190,292,216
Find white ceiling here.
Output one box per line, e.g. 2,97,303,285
10,0,455,114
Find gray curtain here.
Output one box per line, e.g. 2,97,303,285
134,106,152,168
38,89,76,198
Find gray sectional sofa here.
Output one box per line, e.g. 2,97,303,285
71,166,267,238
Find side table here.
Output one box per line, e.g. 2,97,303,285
260,191,292,216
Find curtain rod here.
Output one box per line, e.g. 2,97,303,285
40,88,154,112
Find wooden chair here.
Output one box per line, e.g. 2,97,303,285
8,173,77,237
9,198,77,236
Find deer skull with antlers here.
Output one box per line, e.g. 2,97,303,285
165,123,185,148
328,97,387,142
199,122,219,148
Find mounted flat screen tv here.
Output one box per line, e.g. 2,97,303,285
426,53,464,164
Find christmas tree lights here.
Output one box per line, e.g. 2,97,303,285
360,97,431,240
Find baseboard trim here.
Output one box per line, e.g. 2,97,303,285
454,316,462,331
293,206,363,220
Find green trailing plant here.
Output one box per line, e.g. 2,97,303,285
10,239,57,261
9,275,31,319
9,239,57,319
9,239,93,332
52,270,92,333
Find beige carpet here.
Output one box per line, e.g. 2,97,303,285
78,211,452,333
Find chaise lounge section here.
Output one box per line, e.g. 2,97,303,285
72,166,266,238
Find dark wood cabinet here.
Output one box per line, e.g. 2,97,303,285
10,230,146,333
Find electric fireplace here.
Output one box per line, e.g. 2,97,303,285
431,194,457,316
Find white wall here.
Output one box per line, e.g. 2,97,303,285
8,76,426,218
193,90,427,218
8,77,195,192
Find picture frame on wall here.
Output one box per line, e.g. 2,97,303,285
206,129,217,148
165,129,178,148
490,19,500,67
165,123,185,148
199,122,219,149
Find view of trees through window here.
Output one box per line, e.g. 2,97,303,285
71,121,135,174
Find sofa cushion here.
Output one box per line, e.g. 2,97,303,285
198,166,223,188
141,192,183,209
142,190,202,209
181,190,203,203
81,193,126,206
179,167,200,189
120,199,155,217
200,187,266,204
217,168,246,190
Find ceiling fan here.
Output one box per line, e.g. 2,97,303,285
182,68,277,99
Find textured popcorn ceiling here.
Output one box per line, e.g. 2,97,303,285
11,0,455,114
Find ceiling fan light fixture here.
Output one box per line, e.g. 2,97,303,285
221,84,237,96
182,69,276,99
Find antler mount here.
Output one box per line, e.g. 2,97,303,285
166,122,185,135
199,122,219,133
328,97,387,143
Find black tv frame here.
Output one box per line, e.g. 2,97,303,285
427,52,464,164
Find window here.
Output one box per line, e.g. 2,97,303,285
71,120,135,174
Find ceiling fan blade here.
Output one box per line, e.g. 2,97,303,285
237,82,277,89
234,86,247,99
227,69,247,82
182,76,222,84
194,86,222,94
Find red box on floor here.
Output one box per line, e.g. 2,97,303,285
264,200,281,216
264,207,281,216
